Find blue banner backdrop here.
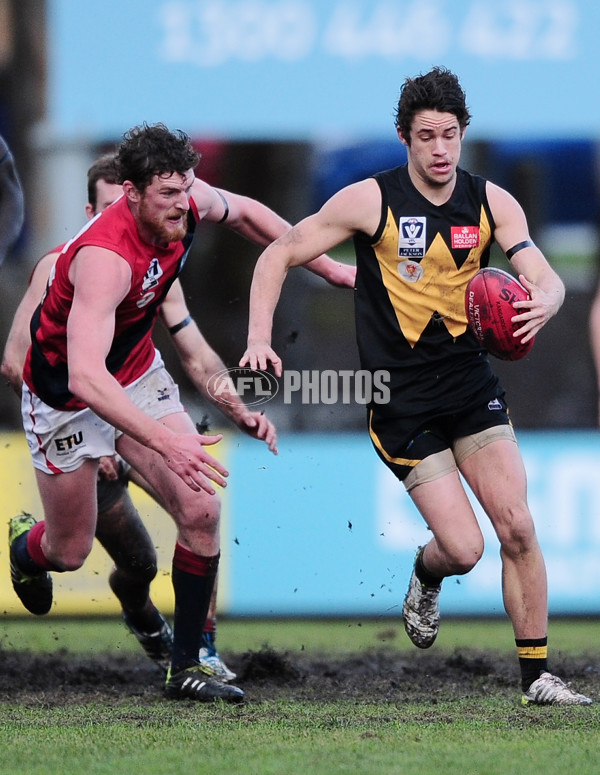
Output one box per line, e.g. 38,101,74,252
226,431,600,617
1,430,598,616
48,0,600,142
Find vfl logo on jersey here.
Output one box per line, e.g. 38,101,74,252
137,258,164,308
142,258,163,291
398,217,426,258
397,260,424,283
451,226,479,249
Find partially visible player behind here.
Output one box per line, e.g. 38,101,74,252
0,132,25,265
1,154,234,680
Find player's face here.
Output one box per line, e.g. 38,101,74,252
399,110,464,190
135,169,195,246
84,180,123,220
94,180,123,214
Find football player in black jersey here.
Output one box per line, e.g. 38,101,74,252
241,67,591,707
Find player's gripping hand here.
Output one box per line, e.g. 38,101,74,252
239,342,282,377
511,274,557,341
161,431,228,494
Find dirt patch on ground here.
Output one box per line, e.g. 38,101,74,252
1,646,598,707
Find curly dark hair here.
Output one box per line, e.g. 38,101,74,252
87,152,119,210
394,66,471,145
115,123,201,192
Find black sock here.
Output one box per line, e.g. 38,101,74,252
170,545,219,673
12,532,45,575
516,637,548,691
414,547,443,587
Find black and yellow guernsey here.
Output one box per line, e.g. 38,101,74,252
353,164,505,421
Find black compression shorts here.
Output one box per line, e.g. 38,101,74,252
368,393,512,483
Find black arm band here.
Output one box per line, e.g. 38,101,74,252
168,315,192,336
506,240,535,260
216,189,229,223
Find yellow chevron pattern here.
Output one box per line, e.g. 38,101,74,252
373,205,492,347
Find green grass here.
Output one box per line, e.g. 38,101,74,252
4,704,599,775
2,617,600,775
2,615,599,656
3,693,600,775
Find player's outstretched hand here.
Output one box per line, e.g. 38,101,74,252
161,432,228,494
237,409,278,454
239,343,283,377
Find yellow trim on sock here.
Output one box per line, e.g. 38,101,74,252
517,645,548,659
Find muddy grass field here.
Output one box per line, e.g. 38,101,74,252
1,645,598,707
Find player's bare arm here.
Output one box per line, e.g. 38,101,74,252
192,178,356,289
487,181,564,342
2,248,126,485
1,251,59,394
301,254,356,288
160,281,278,454
173,327,278,454
67,247,228,494
240,179,381,375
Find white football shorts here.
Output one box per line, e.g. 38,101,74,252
22,349,184,474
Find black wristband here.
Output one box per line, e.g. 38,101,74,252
168,315,192,336
215,189,229,223
506,240,535,260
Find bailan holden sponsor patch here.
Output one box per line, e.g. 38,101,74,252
451,225,480,249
